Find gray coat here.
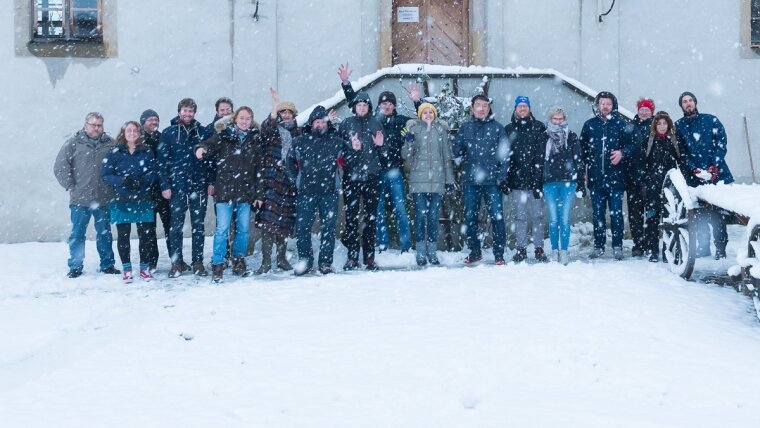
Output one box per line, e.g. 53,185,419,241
54,130,116,206
402,119,455,194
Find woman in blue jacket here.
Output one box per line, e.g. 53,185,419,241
102,121,158,282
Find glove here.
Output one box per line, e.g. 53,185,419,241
402,129,415,144
533,188,543,199
445,183,457,193
693,168,712,182
708,165,719,181
498,181,511,195
575,185,587,199
123,176,141,190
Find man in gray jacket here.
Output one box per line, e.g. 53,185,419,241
54,112,119,278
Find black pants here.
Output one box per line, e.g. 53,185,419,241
147,197,171,267
342,178,380,264
643,198,663,255
626,182,645,252
117,222,156,269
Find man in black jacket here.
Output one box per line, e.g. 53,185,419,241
140,109,172,271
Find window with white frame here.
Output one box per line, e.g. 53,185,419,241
753,0,760,46
32,0,102,41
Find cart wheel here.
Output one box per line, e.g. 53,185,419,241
660,172,695,279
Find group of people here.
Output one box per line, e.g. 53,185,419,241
53,63,734,283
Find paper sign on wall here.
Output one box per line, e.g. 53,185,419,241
397,7,419,23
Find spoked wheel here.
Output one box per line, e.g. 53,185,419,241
660,171,696,279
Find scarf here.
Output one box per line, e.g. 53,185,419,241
277,125,293,159
545,121,569,158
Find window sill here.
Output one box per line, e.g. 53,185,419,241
27,39,107,58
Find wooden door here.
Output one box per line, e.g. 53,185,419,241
392,0,470,65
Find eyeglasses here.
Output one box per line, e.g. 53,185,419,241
86,122,104,128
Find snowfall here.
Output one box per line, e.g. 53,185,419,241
1,224,759,428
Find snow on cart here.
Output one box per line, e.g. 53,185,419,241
660,168,760,317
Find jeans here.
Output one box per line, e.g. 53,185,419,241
376,169,411,250
169,188,208,264
590,186,624,249
412,193,442,244
116,222,155,270
463,184,506,259
296,193,338,268
543,182,576,251
212,202,250,265
342,178,380,263
67,204,115,270
511,189,546,248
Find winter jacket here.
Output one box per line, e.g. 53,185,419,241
101,144,158,202
505,113,547,191
543,130,582,184
195,122,261,203
675,113,734,184
54,130,117,206
641,134,680,200
402,119,455,194
624,115,653,186
256,116,299,236
452,114,509,186
338,112,385,182
579,93,630,190
142,129,164,201
287,125,345,195
157,117,212,193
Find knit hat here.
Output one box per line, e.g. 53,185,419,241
678,91,697,107
471,94,491,105
276,101,297,115
636,98,655,114
140,109,159,126
377,91,397,106
417,102,437,119
514,96,531,108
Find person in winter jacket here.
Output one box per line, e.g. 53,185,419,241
196,106,261,283
504,96,548,263
254,88,300,274
641,111,681,262
53,112,119,278
624,98,655,257
287,106,346,275
101,121,159,282
542,107,582,265
338,63,419,253
140,109,171,271
675,91,733,259
452,94,509,265
338,91,386,271
158,98,213,278
579,91,630,260
401,103,455,266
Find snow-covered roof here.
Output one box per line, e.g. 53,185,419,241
297,64,635,125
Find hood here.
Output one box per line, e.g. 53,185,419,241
349,91,373,115
593,91,619,117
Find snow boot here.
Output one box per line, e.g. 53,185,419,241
512,247,527,263
464,253,483,265
318,265,334,275
343,259,360,271
559,250,569,266
426,241,440,266
101,266,121,275
168,262,183,278
415,241,428,266
534,247,548,263
192,260,208,276
276,236,293,271
211,263,224,283
256,233,273,275
67,268,83,278
232,256,251,277
589,247,605,259
613,247,624,261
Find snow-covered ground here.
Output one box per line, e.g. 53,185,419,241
1,227,759,427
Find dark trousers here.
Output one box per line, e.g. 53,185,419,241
296,193,338,268
590,186,624,249
462,184,506,260
147,197,171,267
342,178,380,264
626,182,645,252
169,188,208,264
643,198,663,254
116,222,155,270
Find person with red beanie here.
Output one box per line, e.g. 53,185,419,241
623,97,655,257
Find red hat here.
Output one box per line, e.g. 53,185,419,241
636,98,655,114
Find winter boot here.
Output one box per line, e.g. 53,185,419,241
276,236,293,271
67,268,83,278
714,246,727,260
512,247,527,263
559,250,569,266
343,259,360,271
192,260,208,276
534,247,548,263
589,247,605,259
255,233,273,275
463,253,483,265
168,262,183,278
415,241,428,266
232,256,251,277
365,258,380,272
211,263,224,284
612,247,624,261
426,241,440,266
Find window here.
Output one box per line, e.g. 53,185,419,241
753,0,760,46
32,0,102,42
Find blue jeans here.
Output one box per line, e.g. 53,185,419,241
296,193,338,268
376,169,411,250
590,186,624,249
67,204,115,270
543,182,576,251
212,202,250,265
463,184,506,259
169,188,208,264
413,193,442,244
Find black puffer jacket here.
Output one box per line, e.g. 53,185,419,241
195,123,261,203
338,94,385,182
641,134,680,200
543,130,582,184
505,112,547,191
287,107,346,195
624,115,653,186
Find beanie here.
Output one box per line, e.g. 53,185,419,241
471,94,491,105
514,96,531,108
417,102,438,119
678,91,697,107
377,91,397,106
636,98,655,114
276,101,297,115
140,109,159,126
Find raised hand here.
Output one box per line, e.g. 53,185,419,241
372,130,384,147
350,132,361,151
337,63,352,83
408,83,421,103
269,86,280,104
328,109,338,123
195,147,207,160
